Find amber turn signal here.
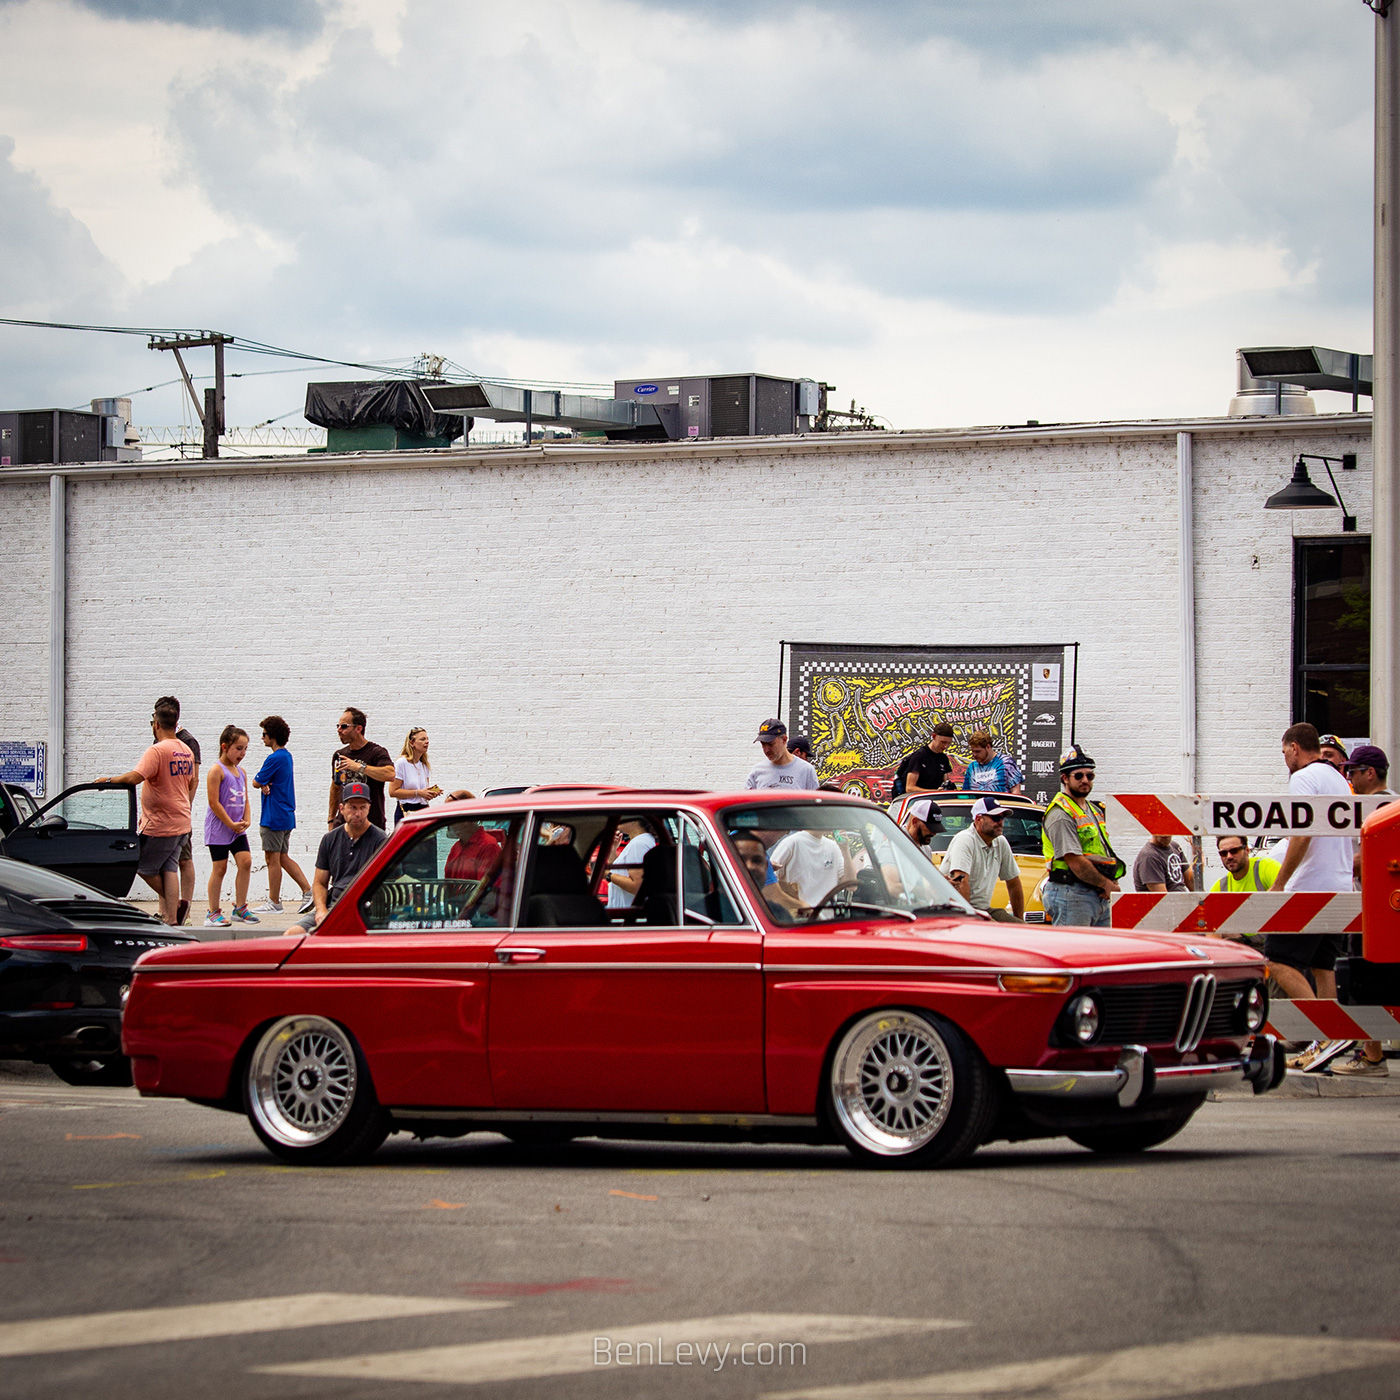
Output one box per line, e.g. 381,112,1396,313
998,973,1074,993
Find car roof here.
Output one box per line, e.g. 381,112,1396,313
401,788,879,822
893,791,1046,813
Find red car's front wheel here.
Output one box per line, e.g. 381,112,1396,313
827,1010,996,1168
244,1015,389,1165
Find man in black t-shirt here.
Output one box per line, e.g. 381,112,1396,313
329,706,396,831
896,723,956,795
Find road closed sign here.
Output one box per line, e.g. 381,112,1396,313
1108,792,1393,838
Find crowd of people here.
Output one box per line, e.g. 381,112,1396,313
100,701,458,933
102,699,1392,1076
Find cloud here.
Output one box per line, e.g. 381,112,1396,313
0,0,1379,434
22,0,325,36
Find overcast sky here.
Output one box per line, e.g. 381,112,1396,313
0,0,1380,436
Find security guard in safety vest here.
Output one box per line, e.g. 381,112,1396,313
1040,744,1126,927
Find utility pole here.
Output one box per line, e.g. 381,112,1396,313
148,332,232,459
1375,3,1400,757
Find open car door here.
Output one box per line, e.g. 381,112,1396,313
0,783,140,898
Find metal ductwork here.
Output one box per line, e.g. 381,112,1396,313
421,383,664,436
1229,345,1373,417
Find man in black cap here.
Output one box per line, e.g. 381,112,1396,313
288,780,388,934
1039,744,1124,927
788,734,815,764
745,719,819,791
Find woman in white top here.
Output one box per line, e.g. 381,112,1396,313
389,727,441,827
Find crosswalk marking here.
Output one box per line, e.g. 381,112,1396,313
0,1293,507,1359
762,1333,1400,1399
258,1313,963,1385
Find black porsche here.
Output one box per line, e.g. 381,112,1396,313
0,855,194,1085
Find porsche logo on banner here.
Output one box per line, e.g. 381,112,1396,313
784,643,1073,805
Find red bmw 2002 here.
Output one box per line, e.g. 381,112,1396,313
123,789,1285,1168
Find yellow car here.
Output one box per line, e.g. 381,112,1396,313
888,791,1049,922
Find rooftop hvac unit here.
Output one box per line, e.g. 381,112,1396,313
613,374,822,439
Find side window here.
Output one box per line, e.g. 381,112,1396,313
38,786,133,832
681,816,747,926
361,815,522,932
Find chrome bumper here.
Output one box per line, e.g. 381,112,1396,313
1004,1036,1286,1108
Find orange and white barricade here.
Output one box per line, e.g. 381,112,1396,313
1107,792,1399,1047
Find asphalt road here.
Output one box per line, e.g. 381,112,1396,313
2,1059,1398,1400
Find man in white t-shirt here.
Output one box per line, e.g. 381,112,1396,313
1271,722,1353,1002
745,719,819,791
770,829,846,906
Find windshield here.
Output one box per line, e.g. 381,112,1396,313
930,806,1044,856
720,801,974,925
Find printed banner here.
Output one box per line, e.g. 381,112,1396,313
786,644,1071,806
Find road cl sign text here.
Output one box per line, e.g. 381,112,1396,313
1212,798,1372,836
1108,792,1393,837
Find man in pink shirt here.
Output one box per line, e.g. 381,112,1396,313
99,699,195,924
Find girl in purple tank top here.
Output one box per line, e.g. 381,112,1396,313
203,726,259,927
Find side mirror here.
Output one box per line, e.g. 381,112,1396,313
38,814,69,833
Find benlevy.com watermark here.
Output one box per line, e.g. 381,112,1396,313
594,1336,807,1373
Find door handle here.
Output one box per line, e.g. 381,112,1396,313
495,947,547,964
112,840,137,850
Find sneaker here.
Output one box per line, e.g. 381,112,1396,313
204,910,230,927
250,901,283,913
175,899,190,927
1332,1053,1389,1077
297,891,316,914
1286,1039,1353,1072
231,906,260,924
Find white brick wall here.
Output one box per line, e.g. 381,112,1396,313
0,415,1373,886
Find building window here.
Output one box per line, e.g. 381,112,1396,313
1293,536,1371,737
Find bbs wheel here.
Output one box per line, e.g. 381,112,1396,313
827,1010,996,1168
842,779,872,801
1067,1095,1206,1155
244,1016,388,1165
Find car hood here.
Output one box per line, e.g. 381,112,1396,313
133,933,306,971
767,917,1264,974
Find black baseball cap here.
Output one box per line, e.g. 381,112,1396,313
755,719,787,743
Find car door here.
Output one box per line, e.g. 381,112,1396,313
489,809,765,1113
0,783,139,898
278,813,524,1109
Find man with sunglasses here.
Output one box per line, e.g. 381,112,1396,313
328,707,395,832
943,795,1024,922
1210,836,1279,895
1040,744,1125,927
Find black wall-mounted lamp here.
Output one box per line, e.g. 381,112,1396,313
1264,452,1358,531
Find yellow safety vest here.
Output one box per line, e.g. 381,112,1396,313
1042,792,1126,879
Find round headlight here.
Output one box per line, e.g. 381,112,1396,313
1242,982,1267,1032
1068,993,1101,1043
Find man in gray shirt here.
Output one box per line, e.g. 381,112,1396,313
745,719,819,791
289,781,389,933
942,796,1024,922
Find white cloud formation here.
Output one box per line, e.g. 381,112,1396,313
0,0,1379,432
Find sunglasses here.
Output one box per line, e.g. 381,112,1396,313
1218,845,1247,857
336,723,353,731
